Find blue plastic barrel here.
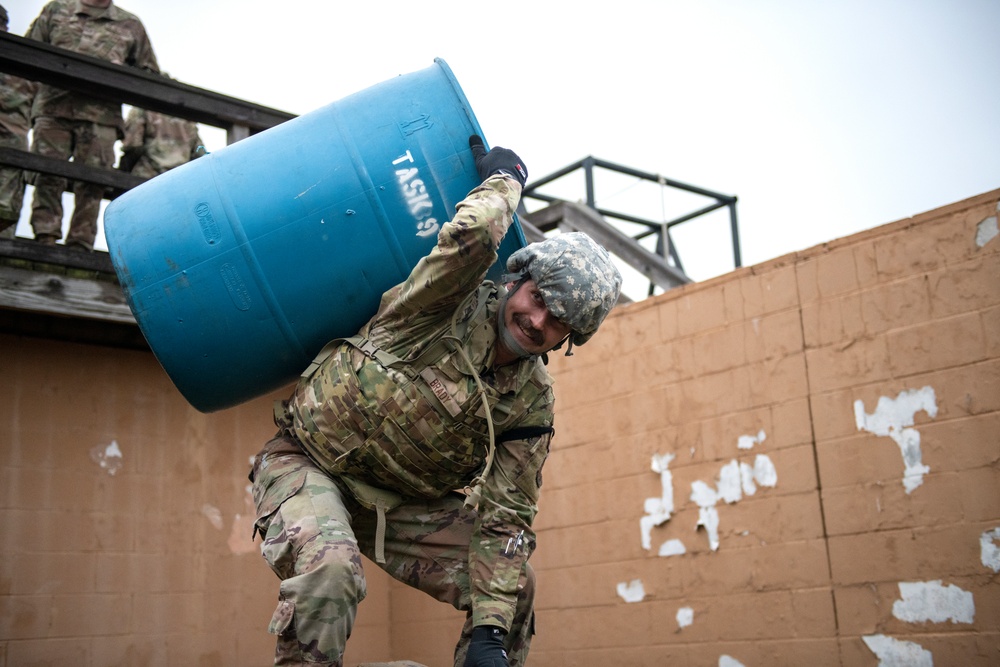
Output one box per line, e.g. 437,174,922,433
105,58,526,413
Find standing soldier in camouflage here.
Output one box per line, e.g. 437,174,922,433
251,136,622,667
26,0,158,250
0,5,37,239
119,79,204,180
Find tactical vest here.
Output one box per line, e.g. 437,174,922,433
283,282,553,518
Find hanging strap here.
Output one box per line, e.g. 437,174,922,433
338,475,403,564
447,285,502,512
374,496,388,564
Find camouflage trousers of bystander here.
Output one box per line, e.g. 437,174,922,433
29,116,117,249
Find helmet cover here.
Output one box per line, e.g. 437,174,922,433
505,232,622,345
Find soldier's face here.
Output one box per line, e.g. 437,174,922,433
501,279,572,355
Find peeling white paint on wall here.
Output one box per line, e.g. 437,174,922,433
854,386,937,493
89,440,123,476
616,579,645,603
640,434,776,553
976,210,998,248
691,480,722,550
658,539,686,557
676,606,694,629
202,504,225,530
690,450,777,551
863,634,933,667
740,461,757,495
719,656,746,667
641,453,676,550
893,580,975,624
718,460,743,503
980,527,1000,572
738,429,766,450
753,455,778,488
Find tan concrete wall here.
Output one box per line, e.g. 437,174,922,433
384,189,1000,665
0,338,393,665
1,188,997,666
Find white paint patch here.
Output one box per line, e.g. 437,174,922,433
738,429,766,450
863,634,933,667
658,538,686,557
89,440,124,476
641,453,676,550
201,504,224,530
717,460,743,504
689,448,778,551
616,579,645,603
854,386,937,493
893,580,975,624
697,506,721,551
976,214,998,248
753,454,778,487
719,656,746,667
980,527,1000,572
676,606,694,628
691,479,719,508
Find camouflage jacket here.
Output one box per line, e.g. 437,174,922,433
287,175,554,630
27,0,159,130
0,72,36,139
122,108,202,178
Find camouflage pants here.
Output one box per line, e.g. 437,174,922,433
251,433,535,667
0,127,28,235
29,116,117,248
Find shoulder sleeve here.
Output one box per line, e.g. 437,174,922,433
371,174,520,331
26,5,53,42
468,386,554,629
129,23,159,73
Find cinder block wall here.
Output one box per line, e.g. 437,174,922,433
386,189,1000,665
0,340,394,666
2,188,997,666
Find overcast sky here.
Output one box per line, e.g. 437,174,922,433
8,0,1000,295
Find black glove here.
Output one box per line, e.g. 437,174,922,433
469,135,528,187
463,625,509,667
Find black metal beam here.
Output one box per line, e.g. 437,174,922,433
0,32,295,132
589,157,737,203
522,155,743,281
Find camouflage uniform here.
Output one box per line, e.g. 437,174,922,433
252,176,550,666
121,107,202,179
26,0,158,248
0,7,37,238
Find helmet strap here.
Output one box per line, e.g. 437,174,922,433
548,333,574,357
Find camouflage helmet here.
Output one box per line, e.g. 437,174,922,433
504,231,622,346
